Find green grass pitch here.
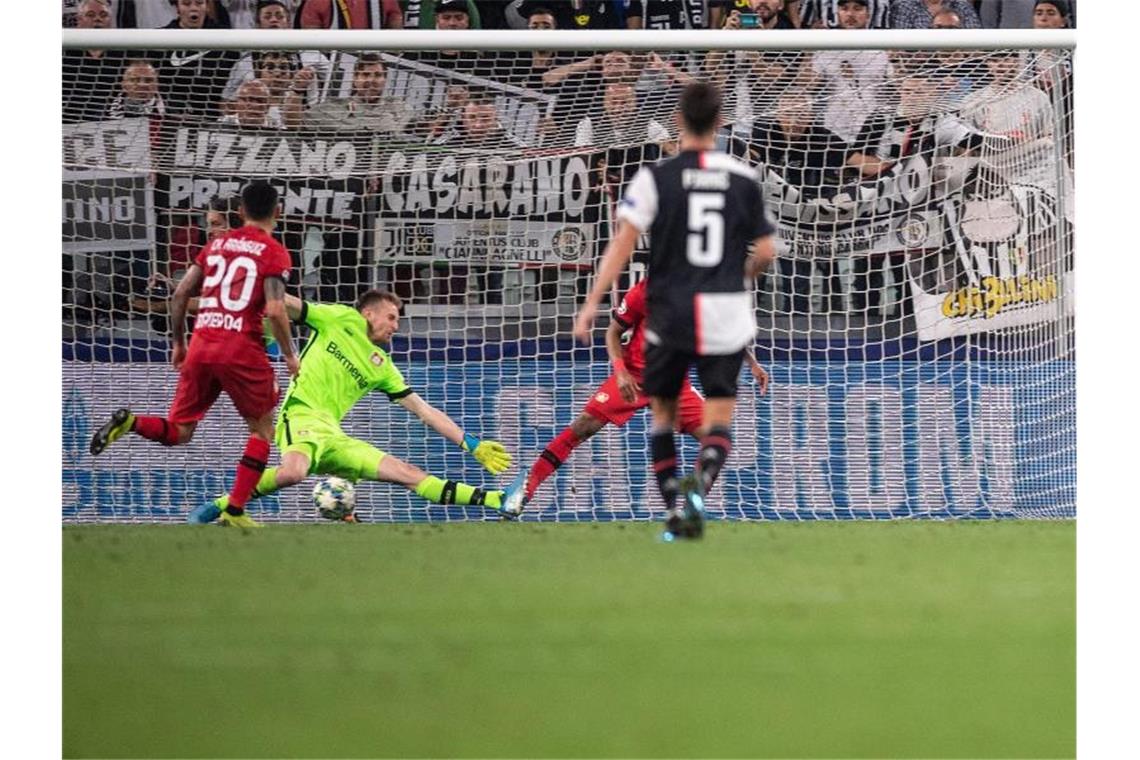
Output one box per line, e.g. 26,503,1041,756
63,521,1074,758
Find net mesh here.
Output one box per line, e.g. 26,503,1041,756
62,44,1075,522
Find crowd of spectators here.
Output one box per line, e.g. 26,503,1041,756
62,1,1076,31
62,0,1076,328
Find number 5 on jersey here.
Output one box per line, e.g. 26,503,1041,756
687,192,725,267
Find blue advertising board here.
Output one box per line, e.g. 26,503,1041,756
62,354,1075,522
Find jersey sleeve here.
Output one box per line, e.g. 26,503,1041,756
192,242,212,270
298,301,356,329
377,357,412,402
264,240,291,282
612,281,646,330
616,167,658,232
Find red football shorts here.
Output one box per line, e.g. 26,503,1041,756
583,374,705,434
168,355,279,424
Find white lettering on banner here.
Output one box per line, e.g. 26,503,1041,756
764,154,940,228
731,391,759,464
914,385,1014,512
845,386,908,510
457,160,481,214
509,161,532,217
761,153,956,262
979,386,1016,510
488,158,510,214
63,194,136,224
405,154,432,213
63,119,151,173
376,218,593,266
172,128,359,179
380,152,592,219
286,187,353,219
381,55,554,146
166,177,358,222
916,385,976,510
65,361,1050,519
770,385,832,512
61,175,153,254
911,184,1070,340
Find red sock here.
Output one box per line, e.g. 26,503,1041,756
526,426,584,500
132,416,180,446
227,436,271,511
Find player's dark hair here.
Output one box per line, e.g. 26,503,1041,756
356,289,402,312
356,52,385,69
207,195,242,230
679,81,721,136
240,181,279,222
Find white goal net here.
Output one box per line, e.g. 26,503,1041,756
62,32,1075,522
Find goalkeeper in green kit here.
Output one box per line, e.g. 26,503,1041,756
188,289,518,523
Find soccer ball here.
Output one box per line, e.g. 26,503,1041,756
313,477,356,521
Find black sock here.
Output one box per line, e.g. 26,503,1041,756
650,429,679,511
698,425,733,493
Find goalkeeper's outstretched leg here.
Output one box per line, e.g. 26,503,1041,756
203,442,513,522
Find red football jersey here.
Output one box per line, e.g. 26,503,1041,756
189,225,291,363
611,279,649,380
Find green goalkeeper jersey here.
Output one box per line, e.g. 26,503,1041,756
282,302,412,423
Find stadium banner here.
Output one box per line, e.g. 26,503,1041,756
163,124,375,178
62,172,155,253
764,152,1074,341
380,53,556,148
374,148,603,267
159,172,367,227
154,125,373,297
63,118,155,253
906,185,1074,341
765,153,954,261
62,359,1074,522
64,117,152,173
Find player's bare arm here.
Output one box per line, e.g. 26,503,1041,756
282,293,305,321
744,348,770,395
573,221,641,343
398,392,512,475
397,392,465,446
263,277,299,377
605,318,640,402
745,234,777,280
169,264,204,369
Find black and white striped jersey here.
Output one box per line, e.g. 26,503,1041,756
616,149,774,356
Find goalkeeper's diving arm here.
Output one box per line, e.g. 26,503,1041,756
397,393,512,476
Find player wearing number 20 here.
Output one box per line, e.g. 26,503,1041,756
88,182,300,529
573,81,776,539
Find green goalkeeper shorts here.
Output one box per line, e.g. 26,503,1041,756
276,401,386,482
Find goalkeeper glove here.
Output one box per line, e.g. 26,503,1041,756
461,433,511,475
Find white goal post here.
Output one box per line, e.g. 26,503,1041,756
61,29,1076,522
